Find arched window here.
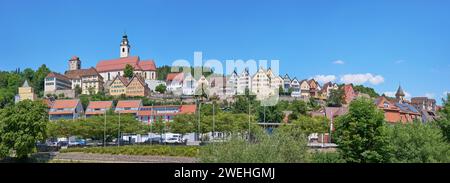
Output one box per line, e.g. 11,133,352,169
122,48,125,52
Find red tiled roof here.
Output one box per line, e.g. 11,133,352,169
87,101,113,110
166,73,183,82
51,99,79,109
65,67,102,79
180,105,197,114
116,100,142,108
46,72,70,81
139,60,156,71
96,56,156,72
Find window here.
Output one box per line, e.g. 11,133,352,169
122,48,125,52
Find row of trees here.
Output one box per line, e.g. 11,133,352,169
0,65,51,108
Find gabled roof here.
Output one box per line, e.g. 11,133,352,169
116,100,142,108
50,99,80,109
166,73,184,82
65,67,102,80
139,60,156,71
87,101,113,109
46,72,70,81
126,74,148,88
110,75,129,86
180,105,197,114
96,56,157,72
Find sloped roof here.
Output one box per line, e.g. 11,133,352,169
96,56,156,72
166,73,184,82
87,101,113,109
51,99,79,109
65,67,102,79
46,72,70,81
22,80,30,87
116,100,142,108
180,105,197,114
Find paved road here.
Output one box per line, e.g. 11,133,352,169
50,152,198,163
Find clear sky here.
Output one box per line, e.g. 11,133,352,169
0,0,449,103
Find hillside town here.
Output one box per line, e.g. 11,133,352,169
13,34,441,129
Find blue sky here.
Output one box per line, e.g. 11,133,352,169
0,0,449,103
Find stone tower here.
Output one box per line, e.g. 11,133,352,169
120,34,130,58
69,56,81,71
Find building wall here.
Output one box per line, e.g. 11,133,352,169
126,79,148,97
385,111,401,123
18,87,36,101
44,77,72,92
110,79,127,96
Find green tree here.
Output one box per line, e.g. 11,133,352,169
334,98,391,163
288,100,308,120
156,65,172,80
327,89,344,107
353,85,380,98
0,100,48,159
155,84,167,94
74,84,82,96
386,121,449,163
33,64,51,97
437,93,450,142
123,64,134,78
171,114,195,137
290,115,330,135
257,105,283,123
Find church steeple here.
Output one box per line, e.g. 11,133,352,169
395,84,405,102
120,33,130,58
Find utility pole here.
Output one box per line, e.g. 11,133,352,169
212,101,215,140
104,110,106,147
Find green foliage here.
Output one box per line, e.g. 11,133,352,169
33,64,51,97
437,93,450,142
334,98,391,163
156,65,172,80
47,114,145,142
171,114,196,135
289,116,330,135
311,151,345,163
288,100,308,120
386,122,450,163
327,89,344,107
60,145,199,157
199,126,310,163
257,105,283,123
0,100,48,159
353,85,379,98
123,64,134,78
74,84,82,96
155,84,166,94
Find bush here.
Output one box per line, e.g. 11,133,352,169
199,127,310,163
60,145,199,157
311,151,345,163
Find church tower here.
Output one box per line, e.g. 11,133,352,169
120,34,130,58
395,84,405,103
69,56,81,71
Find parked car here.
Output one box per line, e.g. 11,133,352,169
164,137,182,144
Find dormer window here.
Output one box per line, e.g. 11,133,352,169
384,102,390,108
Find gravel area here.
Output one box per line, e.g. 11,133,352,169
52,152,198,163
